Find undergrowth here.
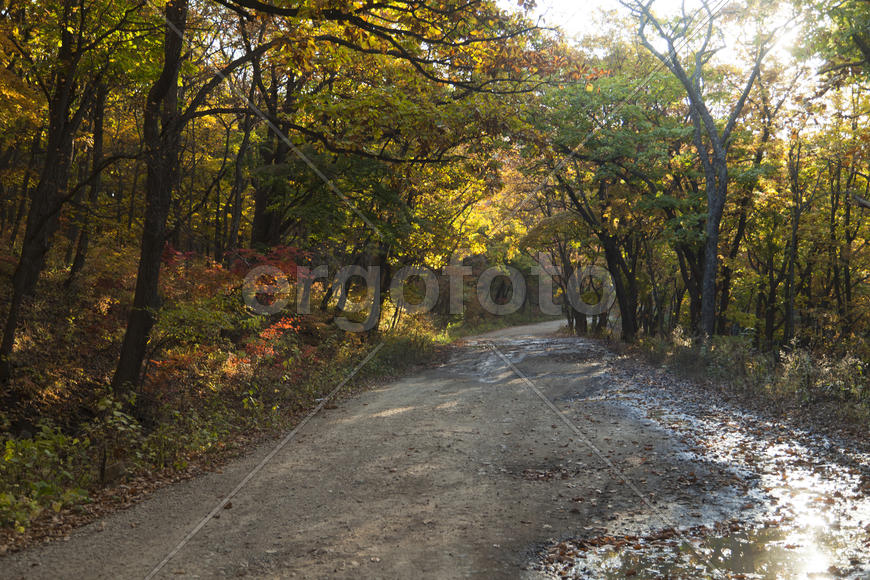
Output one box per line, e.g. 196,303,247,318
636,328,869,424
0,247,438,536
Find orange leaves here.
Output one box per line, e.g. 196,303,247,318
257,316,300,341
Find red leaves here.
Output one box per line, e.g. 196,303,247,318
229,246,302,280
161,243,196,267
243,316,301,362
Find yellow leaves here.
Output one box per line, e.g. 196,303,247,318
0,69,42,130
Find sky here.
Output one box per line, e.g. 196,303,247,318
504,0,803,65
530,0,694,41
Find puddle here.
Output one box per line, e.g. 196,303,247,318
515,338,870,579
546,520,869,579
558,408,870,577
605,388,870,579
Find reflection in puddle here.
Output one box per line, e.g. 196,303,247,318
554,520,868,579
554,400,870,579
548,467,869,579
644,407,869,579
520,337,870,579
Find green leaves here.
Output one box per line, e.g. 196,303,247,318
0,423,91,530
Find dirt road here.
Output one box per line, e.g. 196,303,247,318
3,321,868,579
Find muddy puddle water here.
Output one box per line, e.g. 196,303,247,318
489,339,870,580
593,385,870,580
555,518,869,579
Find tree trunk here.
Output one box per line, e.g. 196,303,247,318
9,132,41,249
0,7,87,382
224,112,252,263
251,70,296,247
783,143,805,345
67,85,108,284
783,226,798,345
111,0,187,398
674,244,703,332
601,235,638,342
699,150,729,339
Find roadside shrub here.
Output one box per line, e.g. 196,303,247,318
777,349,866,404
0,423,91,532
636,328,868,419
142,403,236,471
706,335,771,388
365,333,435,378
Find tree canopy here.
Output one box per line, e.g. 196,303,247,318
0,0,866,411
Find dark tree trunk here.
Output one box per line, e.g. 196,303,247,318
699,147,728,339
574,309,588,334
841,182,855,337
111,0,188,397
0,4,90,382
67,85,108,284
672,284,686,331
674,244,703,332
764,282,777,350
251,68,297,247
9,132,41,248
783,142,806,345
250,130,288,248
600,235,638,342
224,113,252,263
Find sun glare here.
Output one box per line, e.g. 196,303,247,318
508,0,805,67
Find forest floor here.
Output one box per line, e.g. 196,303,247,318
1,320,869,579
